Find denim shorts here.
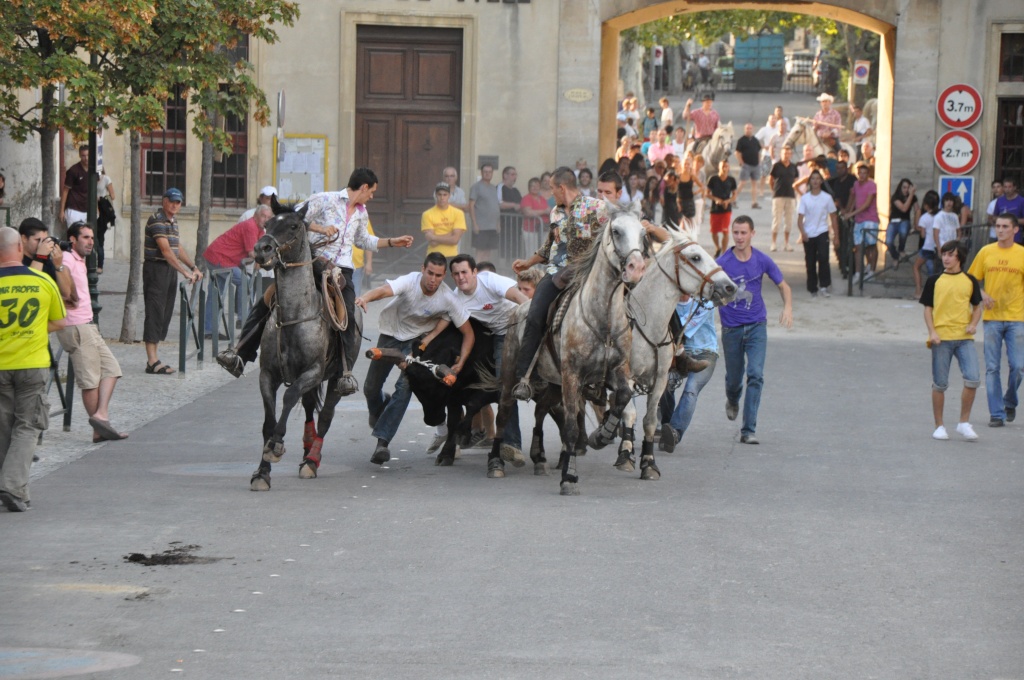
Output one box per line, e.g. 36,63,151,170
853,221,879,246
931,339,980,392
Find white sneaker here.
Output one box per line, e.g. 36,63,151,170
769,243,777,252
956,422,978,441
819,286,831,298
852,272,862,285
932,425,949,440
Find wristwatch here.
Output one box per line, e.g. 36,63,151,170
55,265,65,272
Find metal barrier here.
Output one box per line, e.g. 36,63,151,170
44,343,73,438
0,206,10,227
489,213,549,265
177,263,267,373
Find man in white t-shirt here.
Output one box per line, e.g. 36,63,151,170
355,252,474,464
851,105,873,155
449,254,528,455
671,126,688,157
797,170,838,296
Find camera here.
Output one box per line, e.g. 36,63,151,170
48,236,72,252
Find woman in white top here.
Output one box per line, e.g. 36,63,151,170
797,170,838,296
913,190,941,298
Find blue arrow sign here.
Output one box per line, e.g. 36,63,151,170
938,175,974,210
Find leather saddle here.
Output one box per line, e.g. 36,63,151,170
260,268,348,332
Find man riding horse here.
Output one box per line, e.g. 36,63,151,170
681,92,720,156
813,93,843,154
217,167,414,391
510,167,625,401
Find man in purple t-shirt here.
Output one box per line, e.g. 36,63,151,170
844,162,879,283
994,176,1024,245
717,216,793,444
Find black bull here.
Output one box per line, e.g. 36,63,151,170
370,318,498,466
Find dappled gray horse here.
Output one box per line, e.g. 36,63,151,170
490,203,648,495
249,210,344,491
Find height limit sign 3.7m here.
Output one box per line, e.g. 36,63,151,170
937,84,983,129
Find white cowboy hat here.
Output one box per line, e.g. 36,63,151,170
816,93,834,102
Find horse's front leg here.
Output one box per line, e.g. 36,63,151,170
252,371,280,491
614,399,637,472
589,364,632,450
639,381,665,482
558,374,583,496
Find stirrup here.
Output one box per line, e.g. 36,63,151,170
216,349,244,378
335,371,358,396
512,380,533,402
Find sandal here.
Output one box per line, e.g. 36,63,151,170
89,417,129,441
145,361,175,375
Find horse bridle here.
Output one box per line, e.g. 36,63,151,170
658,239,723,302
262,228,314,271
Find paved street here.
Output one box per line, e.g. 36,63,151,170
3,246,1023,677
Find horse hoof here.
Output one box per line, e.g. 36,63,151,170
250,474,271,491
262,440,285,464
640,464,661,481
614,453,636,472
534,462,549,476
299,461,318,479
435,454,454,467
500,444,526,468
559,481,580,496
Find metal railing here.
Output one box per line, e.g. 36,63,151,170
177,263,266,373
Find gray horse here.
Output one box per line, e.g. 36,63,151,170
489,203,648,495
249,210,347,491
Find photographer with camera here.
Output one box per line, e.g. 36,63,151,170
18,218,75,304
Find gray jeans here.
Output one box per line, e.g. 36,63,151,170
0,368,49,502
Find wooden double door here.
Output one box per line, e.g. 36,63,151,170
355,25,463,236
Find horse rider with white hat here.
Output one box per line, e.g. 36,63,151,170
813,93,843,154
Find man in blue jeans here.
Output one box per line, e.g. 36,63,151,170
659,293,718,453
355,252,474,465
717,216,793,444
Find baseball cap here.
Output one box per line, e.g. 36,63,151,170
259,185,278,197
163,187,183,202
434,182,451,194
701,92,715,101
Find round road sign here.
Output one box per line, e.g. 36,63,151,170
854,64,869,80
934,130,980,175
936,84,983,129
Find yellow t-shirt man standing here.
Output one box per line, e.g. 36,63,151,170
421,182,466,259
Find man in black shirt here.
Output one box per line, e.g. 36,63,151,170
769,146,799,252
18,218,74,301
826,160,857,278
734,123,763,210
707,160,738,257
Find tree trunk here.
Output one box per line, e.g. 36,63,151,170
39,85,57,232
196,138,213,264
667,45,684,96
120,130,144,343
620,38,645,110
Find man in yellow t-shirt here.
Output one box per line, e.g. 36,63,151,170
967,213,1024,427
421,182,466,260
920,240,983,442
0,226,67,511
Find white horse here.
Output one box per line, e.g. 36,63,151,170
688,121,734,170
613,229,736,479
785,116,856,161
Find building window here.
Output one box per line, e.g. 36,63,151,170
211,92,248,210
1000,33,1024,82
996,99,1024,183
141,86,187,203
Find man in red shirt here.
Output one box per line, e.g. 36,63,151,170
202,205,271,336
681,92,720,155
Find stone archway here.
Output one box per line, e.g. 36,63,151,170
596,1,896,203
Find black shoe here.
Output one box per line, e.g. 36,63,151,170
0,490,30,512
659,426,680,453
370,440,391,465
989,417,1005,428
1006,407,1016,423
216,350,245,378
740,434,759,445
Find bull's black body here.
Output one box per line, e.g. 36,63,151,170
405,318,495,466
